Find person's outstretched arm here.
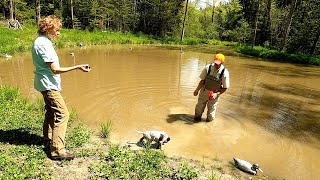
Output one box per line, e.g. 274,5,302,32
47,62,91,74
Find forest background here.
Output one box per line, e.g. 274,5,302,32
1,0,320,64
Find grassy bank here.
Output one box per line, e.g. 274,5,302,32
1,26,319,65
2,86,255,179
237,45,320,66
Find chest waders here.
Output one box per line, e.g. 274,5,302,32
204,64,225,92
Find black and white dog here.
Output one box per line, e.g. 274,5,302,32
136,130,170,149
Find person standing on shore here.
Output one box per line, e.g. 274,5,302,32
193,53,230,122
32,16,91,160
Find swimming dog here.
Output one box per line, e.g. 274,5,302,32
135,130,170,149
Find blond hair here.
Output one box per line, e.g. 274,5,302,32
37,16,62,36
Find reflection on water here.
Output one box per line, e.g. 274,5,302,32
0,45,320,179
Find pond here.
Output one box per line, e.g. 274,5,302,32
1,45,319,179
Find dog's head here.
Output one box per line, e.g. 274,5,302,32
159,134,170,143
166,137,171,142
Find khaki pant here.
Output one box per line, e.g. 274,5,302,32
194,88,220,121
41,90,69,156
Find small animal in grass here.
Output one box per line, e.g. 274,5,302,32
135,130,170,149
233,158,263,175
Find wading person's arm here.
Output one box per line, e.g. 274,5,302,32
193,80,205,96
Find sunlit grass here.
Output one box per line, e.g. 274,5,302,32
237,45,320,65
179,162,199,179
89,144,174,179
100,120,112,138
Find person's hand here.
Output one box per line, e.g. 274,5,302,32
193,90,199,96
78,64,91,72
208,91,220,100
209,92,219,100
208,91,214,100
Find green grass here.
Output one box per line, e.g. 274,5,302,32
237,45,320,66
0,86,50,179
100,120,112,138
89,144,174,179
179,162,199,180
66,122,91,148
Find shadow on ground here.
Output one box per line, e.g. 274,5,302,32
0,128,43,146
166,114,204,124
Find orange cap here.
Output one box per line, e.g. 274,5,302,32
214,53,225,64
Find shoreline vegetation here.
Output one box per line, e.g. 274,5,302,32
0,26,319,66
0,86,273,179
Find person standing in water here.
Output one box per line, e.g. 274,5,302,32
32,16,91,160
193,53,230,122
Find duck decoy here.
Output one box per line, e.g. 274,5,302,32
4,54,13,59
233,158,263,175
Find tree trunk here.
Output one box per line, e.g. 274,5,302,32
181,0,189,41
36,0,40,24
143,0,146,31
70,0,74,29
279,0,301,51
203,7,206,22
252,0,260,46
13,0,16,20
9,0,14,20
266,0,272,45
310,25,320,54
211,0,215,23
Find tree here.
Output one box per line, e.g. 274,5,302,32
211,0,215,23
181,0,189,40
36,0,40,23
252,0,260,46
278,0,301,50
70,0,74,28
311,25,320,54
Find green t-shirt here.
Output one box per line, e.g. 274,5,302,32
32,35,61,92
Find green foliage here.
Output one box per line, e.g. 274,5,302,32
100,120,112,138
0,26,36,55
237,45,320,65
0,145,51,179
0,87,51,179
90,144,173,179
179,162,198,180
0,86,20,101
66,122,91,148
1,0,320,56
208,170,222,180
74,148,103,158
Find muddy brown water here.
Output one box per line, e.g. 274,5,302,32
1,45,320,179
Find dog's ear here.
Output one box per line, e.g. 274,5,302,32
159,134,164,141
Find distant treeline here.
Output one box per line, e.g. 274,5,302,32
1,0,320,57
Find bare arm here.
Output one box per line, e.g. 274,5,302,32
193,80,205,96
47,62,91,74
